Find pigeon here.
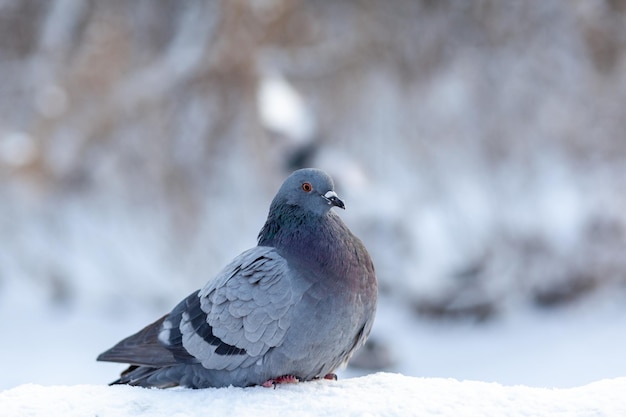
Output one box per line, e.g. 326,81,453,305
97,168,378,388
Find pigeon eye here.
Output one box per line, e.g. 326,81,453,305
301,182,313,192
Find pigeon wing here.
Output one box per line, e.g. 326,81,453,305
177,246,296,371
99,246,296,373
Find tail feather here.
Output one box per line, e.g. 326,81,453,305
98,315,182,366
110,364,180,388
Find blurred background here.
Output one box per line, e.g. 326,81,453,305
1,0,626,390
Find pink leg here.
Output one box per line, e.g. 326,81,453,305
261,375,300,388
311,373,338,381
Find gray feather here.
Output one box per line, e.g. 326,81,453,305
179,247,295,370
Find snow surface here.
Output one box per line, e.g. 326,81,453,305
257,73,316,143
2,373,625,417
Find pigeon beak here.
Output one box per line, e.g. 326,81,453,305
323,190,345,209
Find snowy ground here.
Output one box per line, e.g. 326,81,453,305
2,373,625,417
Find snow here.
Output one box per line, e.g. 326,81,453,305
2,374,625,417
257,73,316,143
0,132,37,167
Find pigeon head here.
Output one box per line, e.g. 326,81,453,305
272,168,345,215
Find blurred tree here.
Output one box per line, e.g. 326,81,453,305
0,0,625,317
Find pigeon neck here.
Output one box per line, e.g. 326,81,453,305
258,203,374,293
258,204,323,248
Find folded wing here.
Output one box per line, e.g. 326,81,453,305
97,246,295,373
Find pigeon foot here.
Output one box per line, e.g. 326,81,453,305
313,373,337,381
261,375,300,388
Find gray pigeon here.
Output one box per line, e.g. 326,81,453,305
97,168,378,388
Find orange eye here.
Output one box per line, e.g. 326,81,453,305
301,182,313,192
